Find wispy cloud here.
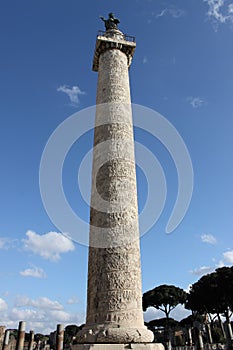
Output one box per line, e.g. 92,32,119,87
203,0,233,28
223,250,233,263
201,234,217,244
156,7,185,19
144,305,191,322
14,296,63,310
0,237,17,250
1,295,85,334
187,96,205,108
0,298,8,311
190,265,215,276
20,266,46,278
191,249,233,277
22,230,75,262
0,238,5,249
57,85,85,107
143,56,148,64
229,3,233,13
67,296,79,305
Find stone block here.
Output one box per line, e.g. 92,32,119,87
72,344,164,350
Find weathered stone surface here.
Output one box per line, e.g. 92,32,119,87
76,30,154,344
56,324,64,350
72,344,164,350
16,321,26,350
92,29,136,72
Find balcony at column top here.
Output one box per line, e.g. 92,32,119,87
92,29,136,72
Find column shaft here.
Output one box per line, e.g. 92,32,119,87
2,330,10,350
56,324,64,350
76,32,153,344
16,321,26,350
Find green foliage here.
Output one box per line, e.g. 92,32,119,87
64,324,81,345
9,329,18,339
143,284,187,318
34,333,49,342
24,333,30,342
186,266,233,318
212,326,226,344
179,315,194,327
148,317,180,329
179,314,203,328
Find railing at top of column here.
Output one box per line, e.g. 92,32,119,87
97,30,136,42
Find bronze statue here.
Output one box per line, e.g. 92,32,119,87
100,12,120,30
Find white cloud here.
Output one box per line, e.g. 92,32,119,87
203,0,233,27
170,304,191,320
189,250,233,278
10,308,40,321
8,307,79,331
57,85,85,106
14,296,63,310
23,230,75,261
0,237,5,249
20,266,46,278
0,237,17,250
156,7,185,19
156,9,167,18
144,306,164,322
223,250,233,263
0,295,84,333
201,234,217,244
49,309,73,322
216,259,225,267
67,296,79,305
2,299,85,334
190,265,215,276
144,304,191,322
187,96,205,108
183,284,192,293
229,3,233,13
0,298,8,311
204,0,226,22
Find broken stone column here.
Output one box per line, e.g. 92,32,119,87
56,324,64,350
28,330,34,350
74,23,163,350
2,330,10,350
187,327,193,346
205,323,213,344
16,321,26,350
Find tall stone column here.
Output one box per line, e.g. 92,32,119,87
75,27,156,347
2,330,10,350
56,324,64,350
28,330,34,350
16,321,26,350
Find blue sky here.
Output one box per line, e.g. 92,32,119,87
0,0,233,334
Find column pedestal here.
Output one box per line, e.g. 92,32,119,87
72,344,164,350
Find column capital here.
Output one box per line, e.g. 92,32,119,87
92,30,136,72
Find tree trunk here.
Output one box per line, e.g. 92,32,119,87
218,313,226,339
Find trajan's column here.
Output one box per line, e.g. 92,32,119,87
75,14,163,350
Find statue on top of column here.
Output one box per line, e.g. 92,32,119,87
100,13,120,30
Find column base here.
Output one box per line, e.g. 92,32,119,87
76,326,154,343
71,344,164,350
